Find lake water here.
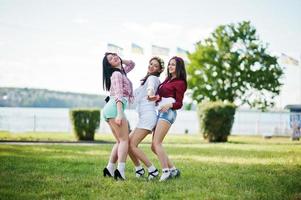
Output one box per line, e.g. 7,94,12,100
0,107,295,136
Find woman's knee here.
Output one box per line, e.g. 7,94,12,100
151,143,156,153
152,142,161,152
129,139,138,150
119,137,129,143
118,132,129,141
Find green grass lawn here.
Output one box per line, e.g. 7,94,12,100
0,132,301,199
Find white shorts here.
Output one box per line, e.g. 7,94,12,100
136,110,157,131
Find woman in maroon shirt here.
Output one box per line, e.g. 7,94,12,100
150,56,187,181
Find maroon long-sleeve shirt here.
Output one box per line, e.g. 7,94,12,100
157,77,187,110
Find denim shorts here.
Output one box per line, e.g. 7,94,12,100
158,109,177,125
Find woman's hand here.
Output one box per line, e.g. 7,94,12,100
147,94,160,101
115,117,122,126
115,112,124,126
160,103,172,113
147,95,157,101
121,59,131,65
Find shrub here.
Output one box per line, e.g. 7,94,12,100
197,101,236,142
69,109,100,141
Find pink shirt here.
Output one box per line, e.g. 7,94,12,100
110,61,135,103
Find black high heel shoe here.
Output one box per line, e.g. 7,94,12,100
114,169,125,181
103,167,113,177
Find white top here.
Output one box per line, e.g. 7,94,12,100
134,75,160,112
156,97,176,110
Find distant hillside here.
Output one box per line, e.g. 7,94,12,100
0,87,107,108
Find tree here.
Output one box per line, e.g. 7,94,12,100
187,21,283,111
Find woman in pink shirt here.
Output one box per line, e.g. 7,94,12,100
102,52,134,180
151,56,187,181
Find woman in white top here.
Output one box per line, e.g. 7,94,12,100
128,57,164,180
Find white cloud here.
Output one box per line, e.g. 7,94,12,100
72,18,89,24
0,41,6,46
121,22,213,51
185,27,213,49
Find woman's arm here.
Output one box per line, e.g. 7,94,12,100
111,72,124,102
122,60,135,73
147,76,160,101
115,101,124,126
171,81,187,110
159,103,173,112
111,72,125,125
147,76,159,96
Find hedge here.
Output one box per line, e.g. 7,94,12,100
197,101,236,142
69,109,100,141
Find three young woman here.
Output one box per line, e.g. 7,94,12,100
102,53,187,181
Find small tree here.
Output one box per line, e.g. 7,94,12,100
187,21,283,111
188,21,283,142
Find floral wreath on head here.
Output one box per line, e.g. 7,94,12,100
151,56,165,70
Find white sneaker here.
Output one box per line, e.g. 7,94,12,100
159,170,171,182
148,169,159,180
135,168,145,178
170,168,181,178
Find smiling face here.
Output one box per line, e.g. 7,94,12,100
148,58,162,74
106,53,121,67
168,58,177,76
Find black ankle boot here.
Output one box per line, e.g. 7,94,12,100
114,169,125,181
103,167,113,177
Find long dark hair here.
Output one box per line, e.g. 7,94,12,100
167,56,187,83
140,57,164,85
102,52,124,91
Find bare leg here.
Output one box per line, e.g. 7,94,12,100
108,143,118,163
108,118,129,163
128,130,141,167
151,131,173,167
129,128,152,167
152,120,172,169
103,122,119,177
108,123,118,164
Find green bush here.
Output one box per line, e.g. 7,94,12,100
69,109,100,141
197,101,236,142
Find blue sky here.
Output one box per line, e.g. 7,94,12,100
0,0,300,107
